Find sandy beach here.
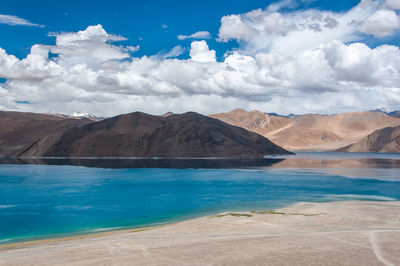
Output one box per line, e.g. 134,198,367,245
1,200,399,265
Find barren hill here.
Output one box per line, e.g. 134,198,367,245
210,109,400,151
338,125,400,153
15,111,291,157
0,111,92,156
209,109,291,136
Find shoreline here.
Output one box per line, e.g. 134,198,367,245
1,200,400,265
0,198,391,247
0,224,164,251
0,201,297,247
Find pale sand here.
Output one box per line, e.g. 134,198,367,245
1,201,400,266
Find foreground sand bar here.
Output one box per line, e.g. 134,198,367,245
1,201,400,265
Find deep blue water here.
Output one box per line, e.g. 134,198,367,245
1,154,400,244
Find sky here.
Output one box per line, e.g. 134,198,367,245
0,0,399,116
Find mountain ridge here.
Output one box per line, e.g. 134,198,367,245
0,111,93,156
338,125,400,153
1,111,291,158
209,109,400,151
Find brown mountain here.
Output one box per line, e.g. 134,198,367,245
209,109,291,136
210,109,400,151
0,111,92,156
15,112,291,157
338,125,400,153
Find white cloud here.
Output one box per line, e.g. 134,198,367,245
51,24,127,45
217,0,398,54
48,25,132,67
155,45,185,59
359,9,400,37
189,41,216,63
1,1,400,117
267,0,316,12
177,31,212,40
0,14,44,27
218,15,258,42
386,0,400,10
0,84,14,110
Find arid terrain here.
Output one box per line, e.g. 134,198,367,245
1,201,399,266
2,109,400,156
0,111,290,157
0,111,92,156
210,109,400,151
339,125,400,153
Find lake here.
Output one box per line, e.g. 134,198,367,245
1,152,399,244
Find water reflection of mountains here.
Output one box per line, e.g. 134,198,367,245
0,157,284,169
270,158,400,169
0,156,399,169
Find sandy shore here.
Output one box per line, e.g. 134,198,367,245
1,200,399,265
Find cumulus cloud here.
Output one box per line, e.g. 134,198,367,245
177,31,212,40
47,25,133,67
217,0,399,54
0,14,44,27
218,15,258,42
0,1,400,116
359,9,400,37
189,41,216,62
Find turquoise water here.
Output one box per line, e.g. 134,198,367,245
1,154,400,244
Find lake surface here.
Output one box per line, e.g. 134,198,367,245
1,152,400,244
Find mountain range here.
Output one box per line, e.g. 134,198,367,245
0,111,290,158
210,109,400,152
1,108,400,157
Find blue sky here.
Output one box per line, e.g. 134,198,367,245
1,0,362,59
0,0,399,116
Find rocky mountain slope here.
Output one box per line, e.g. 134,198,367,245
338,125,400,153
2,111,291,157
210,109,400,151
0,111,92,156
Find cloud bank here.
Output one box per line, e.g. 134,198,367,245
0,0,400,116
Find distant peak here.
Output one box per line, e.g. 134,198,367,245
70,112,91,117
371,108,392,114
68,112,102,121
231,108,248,113
161,111,175,117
